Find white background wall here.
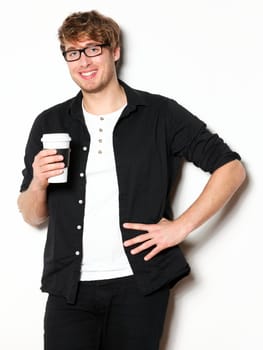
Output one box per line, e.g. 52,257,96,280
1,1,262,349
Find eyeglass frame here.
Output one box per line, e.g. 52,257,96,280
62,43,109,62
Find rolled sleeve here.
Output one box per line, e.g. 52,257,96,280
166,100,241,173
183,126,241,173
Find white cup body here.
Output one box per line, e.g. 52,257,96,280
41,133,71,183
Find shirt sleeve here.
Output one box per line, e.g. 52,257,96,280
183,126,241,173
166,99,241,173
20,116,44,192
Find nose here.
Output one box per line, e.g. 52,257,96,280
79,51,92,66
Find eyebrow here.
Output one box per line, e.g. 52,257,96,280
65,42,101,51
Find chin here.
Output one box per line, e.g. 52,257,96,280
82,80,109,94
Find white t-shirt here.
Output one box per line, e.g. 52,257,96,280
80,104,133,281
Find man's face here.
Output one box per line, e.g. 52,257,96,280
63,38,120,94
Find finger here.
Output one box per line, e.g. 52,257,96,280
34,156,64,173
41,160,65,170
34,160,65,177
129,239,156,255
159,218,168,223
40,155,64,166
40,149,58,156
123,232,153,247
33,158,65,184
34,151,63,166
46,168,65,178
144,246,161,261
123,222,153,231
35,149,57,160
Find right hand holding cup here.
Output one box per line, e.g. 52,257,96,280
31,149,65,189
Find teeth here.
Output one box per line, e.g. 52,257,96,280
81,71,96,77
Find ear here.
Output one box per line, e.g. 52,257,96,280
113,47,121,62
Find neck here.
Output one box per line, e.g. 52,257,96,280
82,81,127,115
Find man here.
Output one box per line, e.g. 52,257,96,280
18,10,246,350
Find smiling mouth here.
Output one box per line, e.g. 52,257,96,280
80,70,97,78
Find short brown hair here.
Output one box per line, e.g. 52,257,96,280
58,10,121,51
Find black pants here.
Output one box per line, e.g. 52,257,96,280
44,276,170,350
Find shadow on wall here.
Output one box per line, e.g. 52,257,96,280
160,164,249,350
116,29,127,80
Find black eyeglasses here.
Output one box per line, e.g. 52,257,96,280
62,44,109,62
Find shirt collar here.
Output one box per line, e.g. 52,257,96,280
119,80,148,107
68,80,148,122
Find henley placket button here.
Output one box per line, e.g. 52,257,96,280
78,199,84,205
82,146,88,151
76,225,82,230
80,172,85,177
75,251,80,256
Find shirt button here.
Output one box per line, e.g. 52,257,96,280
80,172,85,177
99,128,103,132
78,199,84,205
98,150,102,154
98,139,102,143
75,251,80,256
76,225,82,230
100,117,104,121
82,146,88,151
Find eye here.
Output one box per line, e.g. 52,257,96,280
67,50,79,58
90,46,100,53
86,46,101,55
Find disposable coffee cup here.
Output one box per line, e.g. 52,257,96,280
41,133,71,183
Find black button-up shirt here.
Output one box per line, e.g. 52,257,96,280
20,81,240,303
